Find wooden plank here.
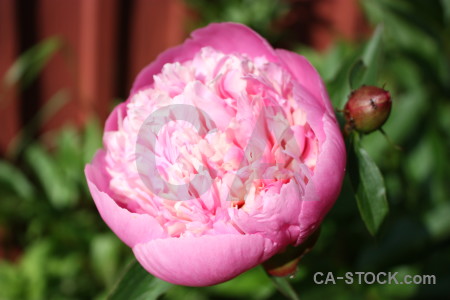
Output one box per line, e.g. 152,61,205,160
79,0,118,122
126,0,188,93
37,0,81,132
0,0,20,155
38,0,118,132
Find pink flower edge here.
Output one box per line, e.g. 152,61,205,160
131,22,278,95
133,234,277,286
85,150,166,248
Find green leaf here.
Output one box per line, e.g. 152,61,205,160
349,135,389,235
442,0,450,24
327,50,362,109
83,117,102,164
360,25,384,86
424,202,450,241
348,59,366,89
20,240,52,299
328,25,383,109
0,160,35,200
24,143,76,209
206,267,274,299
3,37,62,89
348,25,383,90
90,234,122,287
0,261,24,300
7,89,70,159
108,260,172,300
55,126,83,178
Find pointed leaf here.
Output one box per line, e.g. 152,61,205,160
3,37,62,89
90,234,122,287
0,160,35,200
108,260,172,300
82,117,102,164
7,89,70,158
360,25,384,85
348,135,389,235
327,50,362,109
328,26,383,109
24,143,76,209
349,59,366,89
442,0,450,24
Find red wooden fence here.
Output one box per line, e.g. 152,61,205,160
0,0,367,155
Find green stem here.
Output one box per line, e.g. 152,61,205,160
379,128,402,151
268,275,300,300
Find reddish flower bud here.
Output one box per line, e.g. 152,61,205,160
344,86,392,134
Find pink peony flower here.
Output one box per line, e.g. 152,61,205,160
85,22,346,286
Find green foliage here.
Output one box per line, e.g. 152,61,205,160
268,276,300,300
348,134,389,235
0,160,35,199
108,261,172,300
0,120,130,300
1,0,450,299
348,25,383,90
298,1,450,299
185,0,289,43
179,0,450,299
3,37,62,89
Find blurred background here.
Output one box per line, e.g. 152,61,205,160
0,0,449,299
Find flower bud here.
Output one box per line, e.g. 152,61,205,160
344,86,391,134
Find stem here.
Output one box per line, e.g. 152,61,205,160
268,275,300,300
379,128,402,151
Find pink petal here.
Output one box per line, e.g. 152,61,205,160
132,234,277,286
85,150,166,247
104,101,128,132
233,180,302,245
184,81,234,130
273,51,346,243
131,22,278,94
275,49,335,117
297,115,346,244
189,22,278,61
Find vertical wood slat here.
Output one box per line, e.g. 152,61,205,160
37,0,81,133
38,0,119,132
0,0,367,156
127,0,188,92
0,0,190,155
79,0,100,123
79,0,118,122
0,0,20,154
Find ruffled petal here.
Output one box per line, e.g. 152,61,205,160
233,180,303,245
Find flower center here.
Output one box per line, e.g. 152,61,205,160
103,47,319,237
